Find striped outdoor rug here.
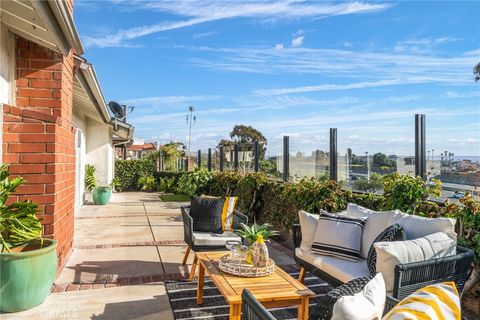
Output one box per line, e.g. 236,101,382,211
165,265,332,320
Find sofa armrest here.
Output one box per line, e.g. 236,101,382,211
232,209,248,230
392,245,475,299
383,295,400,315
292,224,301,249
241,289,277,320
181,206,194,247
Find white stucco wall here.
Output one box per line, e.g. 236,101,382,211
0,23,15,164
85,117,113,186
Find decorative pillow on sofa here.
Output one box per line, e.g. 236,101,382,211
382,282,460,320
311,212,367,261
298,210,319,252
391,214,457,241
367,224,406,275
190,196,225,234
347,203,404,259
374,232,456,292
332,273,386,320
201,195,238,231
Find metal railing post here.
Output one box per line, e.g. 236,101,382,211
234,144,239,170
219,146,224,172
207,148,212,171
329,128,338,181
415,114,426,180
283,136,289,181
197,150,201,168
254,140,260,172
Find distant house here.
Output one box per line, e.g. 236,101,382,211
115,138,158,160
0,0,133,272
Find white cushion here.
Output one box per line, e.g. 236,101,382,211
192,231,241,246
332,273,386,320
374,232,457,291
391,214,457,240
298,210,319,252
295,248,370,283
320,256,370,283
347,203,404,259
312,212,367,261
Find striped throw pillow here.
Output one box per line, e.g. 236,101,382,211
382,282,461,320
311,212,367,261
201,195,238,231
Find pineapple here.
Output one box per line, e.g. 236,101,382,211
236,222,279,268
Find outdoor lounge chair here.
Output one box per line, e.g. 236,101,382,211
241,289,276,320
181,205,248,280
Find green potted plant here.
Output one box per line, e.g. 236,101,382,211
85,164,112,205
236,222,279,267
0,165,57,312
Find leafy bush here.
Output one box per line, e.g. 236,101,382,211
382,173,441,213
176,169,213,196
115,158,156,191
157,177,178,193
138,175,157,191
352,172,383,193
0,165,43,252
85,164,97,191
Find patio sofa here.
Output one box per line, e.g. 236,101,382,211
292,203,474,300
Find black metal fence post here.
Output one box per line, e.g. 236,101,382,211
197,150,201,168
415,114,426,180
207,148,212,171
329,128,338,181
184,158,188,172
234,144,239,170
254,141,260,172
283,136,289,181
219,146,224,172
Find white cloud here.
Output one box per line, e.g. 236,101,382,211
467,138,479,143
394,37,461,53
193,31,218,39
442,91,480,98
122,95,222,107
83,1,393,48
274,43,284,50
291,36,304,47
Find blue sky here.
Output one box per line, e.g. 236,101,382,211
75,1,480,157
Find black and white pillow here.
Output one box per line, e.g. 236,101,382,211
367,224,406,275
190,196,225,234
311,212,367,261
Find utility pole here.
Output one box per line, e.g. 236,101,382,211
186,106,196,156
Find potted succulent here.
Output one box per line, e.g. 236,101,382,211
0,165,57,312
85,164,112,205
236,222,279,267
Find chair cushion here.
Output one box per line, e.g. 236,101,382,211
192,231,241,247
382,282,460,320
367,224,406,275
390,214,457,240
347,203,404,259
374,232,457,292
298,210,319,252
201,195,238,231
332,273,386,320
190,196,225,234
312,212,367,261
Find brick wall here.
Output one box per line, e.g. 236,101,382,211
2,37,76,272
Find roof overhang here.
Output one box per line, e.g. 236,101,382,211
112,118,134,141
0,0,83,54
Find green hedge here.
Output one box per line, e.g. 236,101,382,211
114,158,156,191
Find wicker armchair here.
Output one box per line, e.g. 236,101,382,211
181,205,248,280
241,289,276,320
292,223,475,300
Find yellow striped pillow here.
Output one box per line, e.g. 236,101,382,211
382,282,461,320
200,195,238,231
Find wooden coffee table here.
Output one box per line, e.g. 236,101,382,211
195,251,315,320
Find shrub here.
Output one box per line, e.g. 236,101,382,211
158,176,178,193
138,175,156,191
176,169,213,196
115,158,156,191
85,164,97,191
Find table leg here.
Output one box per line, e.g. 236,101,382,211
189,255,198,281
297,296,309,320
229,303,241,320
196,262,205,305
298,267,306,283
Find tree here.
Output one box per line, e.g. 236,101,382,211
219,125,268,160
158,142,185,171
474,62,480,82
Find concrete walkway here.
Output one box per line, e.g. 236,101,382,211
4,192,294,320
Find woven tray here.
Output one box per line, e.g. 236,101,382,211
218,254,275,277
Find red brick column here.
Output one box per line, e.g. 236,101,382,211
2,37,76,272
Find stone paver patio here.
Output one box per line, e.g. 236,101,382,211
3,192,294,320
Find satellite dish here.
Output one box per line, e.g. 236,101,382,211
108,101,126,119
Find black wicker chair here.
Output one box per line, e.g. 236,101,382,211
181,205,248,280
241,289,276,320
292,223,475,300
